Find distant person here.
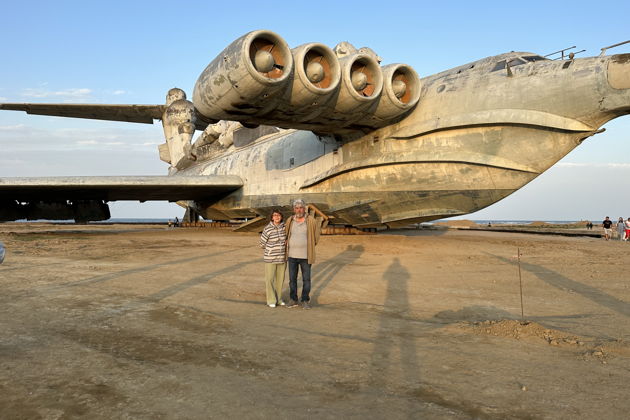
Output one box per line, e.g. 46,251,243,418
616,217,626,241
285,199,321,309
625,217,630,241
259,209,287,308
602,216,613,240
174,216,180,227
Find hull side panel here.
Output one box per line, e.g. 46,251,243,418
186,123,588,225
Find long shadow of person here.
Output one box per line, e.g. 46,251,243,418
368,257,420,395
308,244,364,305
99,258,261,319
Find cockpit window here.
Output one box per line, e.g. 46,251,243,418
491,57,527,72
522,55,546,62
507,58,525,67
491,60,507,72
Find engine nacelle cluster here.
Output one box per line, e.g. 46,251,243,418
192,30,421,133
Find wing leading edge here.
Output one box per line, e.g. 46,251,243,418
0,175,243,222
0,103,165,125
0,175,243,202
0,103,209,131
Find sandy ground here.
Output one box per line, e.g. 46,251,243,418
0,223,629,419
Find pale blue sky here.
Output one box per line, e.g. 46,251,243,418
1,0,629,220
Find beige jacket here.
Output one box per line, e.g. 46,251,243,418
285,214,321,264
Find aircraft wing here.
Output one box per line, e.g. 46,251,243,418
0,103,167,125
0,175,243,201
0,103,210,131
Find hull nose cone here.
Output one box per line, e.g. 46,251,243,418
608,53,630,90
602,53,630,116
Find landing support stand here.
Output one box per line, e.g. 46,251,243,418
183,207,200,223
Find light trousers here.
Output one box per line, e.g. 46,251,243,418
264,262,286,305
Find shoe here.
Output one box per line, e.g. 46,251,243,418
268,303,276,308
278,301,286,306
287,300,298,308
302,301,311,310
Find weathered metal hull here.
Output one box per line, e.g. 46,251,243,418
182,124,586,227
182,51,630,227
2,33,628,225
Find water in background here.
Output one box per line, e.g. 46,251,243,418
466,220,583,225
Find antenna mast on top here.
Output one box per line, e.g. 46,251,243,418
600,40,630,56
544,46,586,60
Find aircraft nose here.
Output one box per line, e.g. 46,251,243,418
607,53,630,90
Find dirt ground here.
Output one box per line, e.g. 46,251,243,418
0,223,629,419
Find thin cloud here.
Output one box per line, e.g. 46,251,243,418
112,90,127,95
0,124,26,130
21,88,93,100
0,158,27,166
0,123,163,152
558,162,630,168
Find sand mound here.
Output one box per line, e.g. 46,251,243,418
454,319,630,360
462,319,585,345
529,221,549,227
464,320,581,344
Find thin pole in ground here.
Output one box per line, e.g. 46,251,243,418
517,247,526,324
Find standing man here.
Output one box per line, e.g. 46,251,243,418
285,199,321,309
602,216,613,241
616,218,626,241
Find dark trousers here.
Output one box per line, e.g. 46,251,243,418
288,257,311,302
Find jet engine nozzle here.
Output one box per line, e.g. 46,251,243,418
294,43,340,94
266,43,341,122
192,30,293,121
338,53,383,107
290,43,341,109
311,53,383,127
247,32,292,80
359,63,421,126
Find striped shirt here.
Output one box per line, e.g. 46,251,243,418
260,222,286,263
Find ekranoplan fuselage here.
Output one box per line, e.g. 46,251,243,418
1,31,629,226
173,33,630,228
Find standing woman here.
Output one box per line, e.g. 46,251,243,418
616,217,626,241
259,209,287,307
625,217,630,241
